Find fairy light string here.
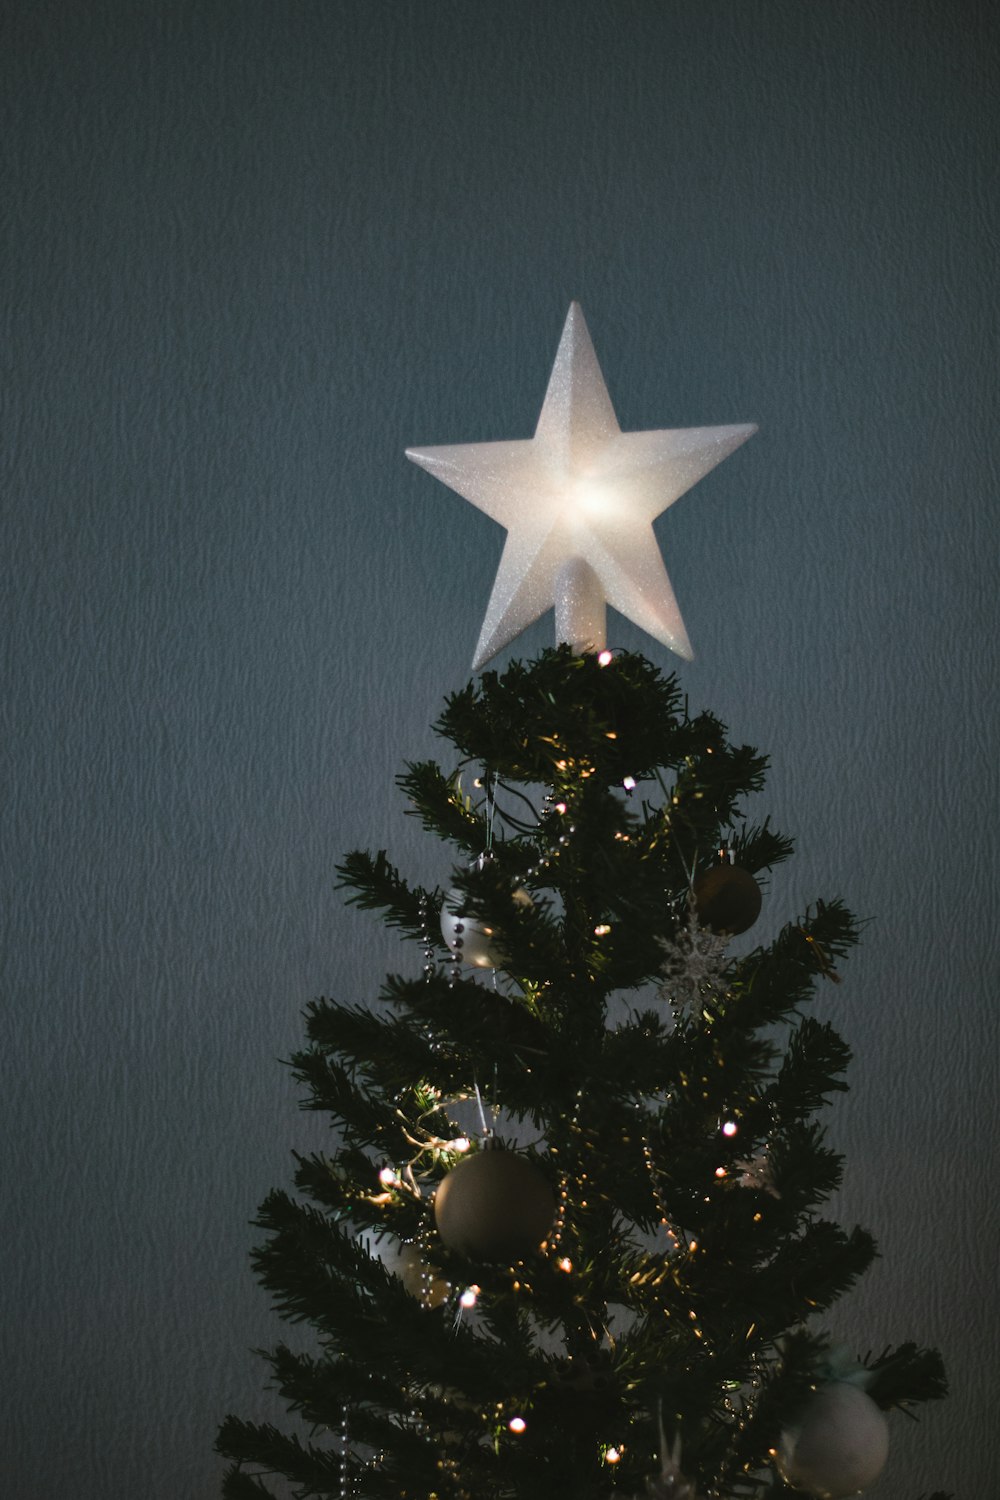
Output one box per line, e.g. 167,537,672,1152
543,1087,584,1260
339,1403,351,1500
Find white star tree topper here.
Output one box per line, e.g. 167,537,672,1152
407,303,756,671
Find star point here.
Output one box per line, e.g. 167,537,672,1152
406,304,756,670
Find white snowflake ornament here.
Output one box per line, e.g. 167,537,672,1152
658,892,731,1013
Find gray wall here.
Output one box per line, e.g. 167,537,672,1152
3,3,997,1495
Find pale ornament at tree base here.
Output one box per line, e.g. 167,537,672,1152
776,1381,889,1498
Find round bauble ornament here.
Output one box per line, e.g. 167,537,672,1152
693,862,761,935
440,885,532,968
434,1146,555,1262
397,1243,451,1308
776,1382,889,1499
440,892,501,967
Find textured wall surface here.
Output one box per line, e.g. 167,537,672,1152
2,2,997,1495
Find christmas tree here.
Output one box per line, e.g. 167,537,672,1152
217,308,948,1500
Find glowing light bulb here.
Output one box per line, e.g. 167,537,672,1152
554,801,568,815
598,650,613,666
606,1446,622,1464
594,923,611,936
508,1417,526,1434
557,1256,573,1273
722,1120,738,1137
378,1166,399,1187
622,775,636,791
460,1285,480,1309
451,1136,471,1153
715,1166,727,1178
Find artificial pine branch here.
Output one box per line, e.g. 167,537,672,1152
216,1419,343,1492
731,900,861,1028
297,999,452,1101
766,1123,844,1214
760,1221,878,1323
223,648,947,1499
334,849,432,939
397,758,485,850
219,1467,278,1500
864,1342,949,1408
733,817,795,873
771,1018,852,1117
290,1050,412,1156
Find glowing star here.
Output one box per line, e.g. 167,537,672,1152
406,303,756,670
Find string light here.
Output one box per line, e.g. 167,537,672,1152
459,1286,480,1309
339,1404,350,1500
598,649,613,666
605,1445,622,1464
641,1131,682,1253
544,1091,585,1258
508,1416,527,1434
722,1120,738,1137
378,1166,400,1187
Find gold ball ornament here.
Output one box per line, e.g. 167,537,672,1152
434,1146,555,1262
776,1382,889,1499
693,862,761,935
397,1243,451,1309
